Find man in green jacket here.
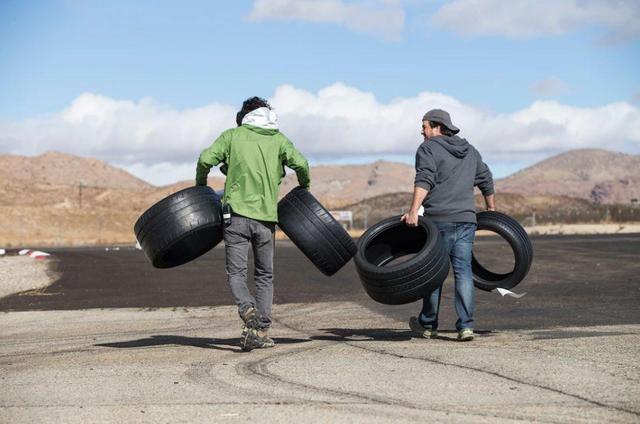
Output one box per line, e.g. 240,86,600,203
196,96,310,351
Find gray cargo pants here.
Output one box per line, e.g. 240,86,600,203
224,214,275,330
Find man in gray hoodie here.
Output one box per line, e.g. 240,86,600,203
402,109,495,341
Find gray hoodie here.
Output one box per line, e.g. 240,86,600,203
414,135,494,224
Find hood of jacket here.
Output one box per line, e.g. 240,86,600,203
431,135,469,158
242,107,279,133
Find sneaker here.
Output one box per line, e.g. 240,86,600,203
239,327,256,352
253,330,275,349
239,328,275,351
409,316,438,339
458,328,474,341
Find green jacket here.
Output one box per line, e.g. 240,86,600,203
196,111,310,222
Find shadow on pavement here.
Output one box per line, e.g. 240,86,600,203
311,328,495,343
95,335,311,353
313,328,412,342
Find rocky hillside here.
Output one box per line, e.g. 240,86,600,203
496,149,640,204
279,160,415,208
0,152,225,247
0,151,152,189
1,148,639,246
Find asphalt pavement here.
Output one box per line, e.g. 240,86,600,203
1,234,639,331
2,234,640,423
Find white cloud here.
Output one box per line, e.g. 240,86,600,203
271,83,640,159
430,0,640,43
1,92,235,166
1,84,639,185
531,77,570,97
247,0,405,41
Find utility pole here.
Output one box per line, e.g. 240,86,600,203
79,180,84,209
532,208,536,227
362,204,371,230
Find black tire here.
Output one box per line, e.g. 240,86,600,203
472,211,533,291
277,187,357,276
134,186,223,268
354,216,450,305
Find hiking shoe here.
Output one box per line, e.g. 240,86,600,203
239,328,275,351
253,330,275,349
240,307,259,329
239,327,257,352
409,316,438,339
458,328,474,341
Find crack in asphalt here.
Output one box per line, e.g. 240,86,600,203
267,313,640,420
2,304,637,422
228,314,558,423
235,336,563,424
347,342,640,419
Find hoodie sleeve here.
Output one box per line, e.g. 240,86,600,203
281,138,310,188
473,148,494,195
196,130,231,186
414,143,436,191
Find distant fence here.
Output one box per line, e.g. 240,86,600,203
347,204,640,229
512,205,640,226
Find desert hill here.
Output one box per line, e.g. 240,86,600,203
278,160,415,208
0,151,152,189
1,148,639,246
496,149,640,204
166,160,415,208
0,152,225,246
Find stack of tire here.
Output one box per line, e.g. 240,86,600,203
354,216,450,305
354,211,533,305
134,186,357,275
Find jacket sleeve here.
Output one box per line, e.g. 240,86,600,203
473,148,494,195
195,130,231,186
280,139,310,188
414,143,436,191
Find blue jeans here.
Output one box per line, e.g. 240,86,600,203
419,222,477,331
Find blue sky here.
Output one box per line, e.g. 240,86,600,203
1,0,639,185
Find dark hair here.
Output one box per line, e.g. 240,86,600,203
428,120,454,137
236,96,271,126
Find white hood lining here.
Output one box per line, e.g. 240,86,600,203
242,107,279,130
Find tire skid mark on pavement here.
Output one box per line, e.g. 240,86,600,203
182,358,293,403
182,346,429,423
231,316,546,423
238,336,554,423
273,313,640,421
231,317,436,418
347,342,640,419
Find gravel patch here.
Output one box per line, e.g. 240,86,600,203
0,256,59,299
